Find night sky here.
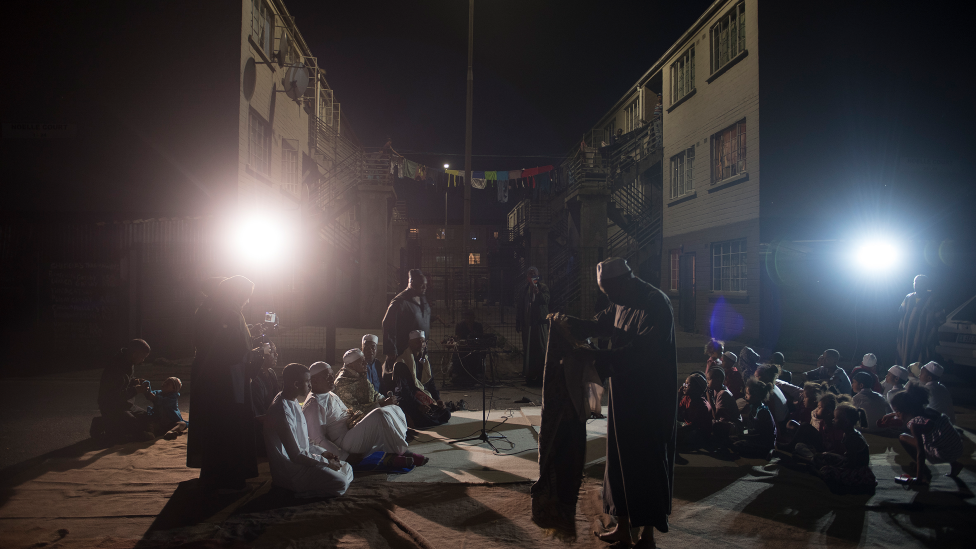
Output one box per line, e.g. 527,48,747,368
2,0,974,227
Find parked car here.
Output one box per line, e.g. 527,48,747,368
937,295,976,367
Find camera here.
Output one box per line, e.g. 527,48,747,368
249,312,279,352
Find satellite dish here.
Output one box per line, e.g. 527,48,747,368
242,58,256,100
283,62,309,100
276,33,290,68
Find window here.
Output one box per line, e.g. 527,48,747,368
468,253,481,265
712,239,747,291
409,228,419,235
436,228,446,240
251,0,273,59
624,99,640,132
711,120,746,183
470,230,478,240
711,3,746,73
282,139,299,194
669,145,695,198
670,250,680,291
248,109,271,175
604,120,615,143
493,231,499,238
435,254,453,265
670,46,695,104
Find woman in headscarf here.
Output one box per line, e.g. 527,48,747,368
186,275,260,491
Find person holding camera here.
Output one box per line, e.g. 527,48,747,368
186,275,262,492
516,266,549,386
92,339,154,442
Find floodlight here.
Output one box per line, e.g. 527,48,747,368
854,240,900,271
444,164,450,169
231,212,290,264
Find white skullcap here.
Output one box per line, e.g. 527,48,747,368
887,365,909,381
723,351,737,363
343,349,365,364
309,361,332,376
922,361,944,377
362,334,379,345
862,353,877,367
408,330,425,340
596,257,633,282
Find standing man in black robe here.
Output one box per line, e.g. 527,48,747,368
381,269,431,392
555,257,677,547
516,266,549,386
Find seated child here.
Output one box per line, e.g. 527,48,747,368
677,373,712,449
778,369,793,385
721,351,745,400
730,379,777,459
891,383,964,484
851,353,883,393
707,368,741,443
813,404,877,488
917,361,955,424
145,376,188,440
770,352,786,369
755,364,789,426
851,371,890,432
791,392,846,458
704,339,724,375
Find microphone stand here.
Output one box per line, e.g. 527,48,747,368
449,346,508,452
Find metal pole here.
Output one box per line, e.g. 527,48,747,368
463,0,473,303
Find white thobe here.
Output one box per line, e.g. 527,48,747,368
302,392,408,461
924,381,955,423
766,385,789,424
853,388,891,431
263,394,353,498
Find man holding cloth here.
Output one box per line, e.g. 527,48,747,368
553,257,677,548
381,269,431,377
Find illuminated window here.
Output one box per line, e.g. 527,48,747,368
436,228,446,240
670,250,680,291
409,228,419,235
248,109,271,175
670,145,695,198
670,46,695,105
493,231,499,238
711,120,746,183
468,253,481,265
624,99,640,132
711,3,746,74
712,239,747,292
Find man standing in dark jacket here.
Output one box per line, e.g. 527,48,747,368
95,339,153,442
381,269,431,377
516,266,549,386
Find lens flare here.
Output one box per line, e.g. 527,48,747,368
854,240,899,271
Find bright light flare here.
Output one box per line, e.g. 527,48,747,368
854,240,900,271
231,212,291,264
443,163,450,169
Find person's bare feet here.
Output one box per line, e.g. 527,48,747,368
633,528,656,549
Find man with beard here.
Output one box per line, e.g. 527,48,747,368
553,257,678,548
381,269,431,383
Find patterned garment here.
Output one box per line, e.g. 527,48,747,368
897,292,945,367
908,411,963,463
333,368,382,416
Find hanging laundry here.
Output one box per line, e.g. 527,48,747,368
521,167,540,179
485,171,497,181
497,179,508,203
402,160,418,179
536,171,551,192
497,170,509,181
509,169,522,180
472,178,487,189
472,171,485,180
390,156,405,176
415,164,427,181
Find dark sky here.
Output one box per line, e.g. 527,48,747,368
2,0,974,226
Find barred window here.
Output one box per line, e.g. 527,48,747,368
248,109,271,175
712,239,747,292
468,253,481,265
282,139,299,194
624,99,640,132
711,2,746,73
669,145,695,198
670,46,695,104
711,120,746,183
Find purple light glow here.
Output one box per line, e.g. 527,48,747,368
709,296,745,341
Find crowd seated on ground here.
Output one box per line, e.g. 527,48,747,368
678,338,963,492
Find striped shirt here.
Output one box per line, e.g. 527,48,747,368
908,410,963,463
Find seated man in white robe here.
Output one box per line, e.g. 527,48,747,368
264,363,353,498
303,355,428,467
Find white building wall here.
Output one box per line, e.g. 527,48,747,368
662,0,759,238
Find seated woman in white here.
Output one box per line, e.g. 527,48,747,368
303,353,427,467
264,363,353,498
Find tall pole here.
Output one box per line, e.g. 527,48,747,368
463,0,473,305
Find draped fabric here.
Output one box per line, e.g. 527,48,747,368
530,320,595,534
